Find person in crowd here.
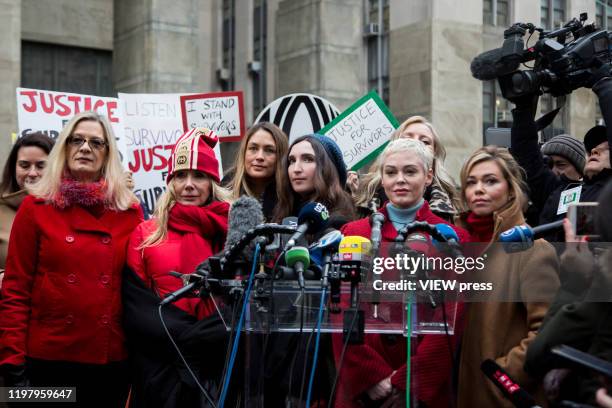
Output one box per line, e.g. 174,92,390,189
456,146,560,407
224,122,288,221
0,111,142,407
509,70,612,234
273,133,356,226
0,132,54,273
540,134,586,182
124,128,231,407
333,138,469,408
351,115,460,221
524,180,612,406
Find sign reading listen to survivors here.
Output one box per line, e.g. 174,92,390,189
180,91,245,141
320,91,399,171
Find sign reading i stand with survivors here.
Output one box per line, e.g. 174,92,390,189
320,91,399,171
180,91,245,141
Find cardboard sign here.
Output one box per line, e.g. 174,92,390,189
320,91,399,171
16,87,127,162
180,91,245,141
254,93,340,142
121,92,223,218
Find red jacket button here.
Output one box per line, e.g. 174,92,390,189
67,274,77,284
101,315,110,325
66,314,74,325
65,235,75,243
101,236,111,244
100,275,110,285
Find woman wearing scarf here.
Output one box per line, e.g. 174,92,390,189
0,112,143,407
124,128,231,407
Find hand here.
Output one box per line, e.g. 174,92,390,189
586,61,612,89
563,217,588,244
560,218,594,293
366,375,392,401
543,368,571,401
507,91,540,110
380,389,405,408
124,171,135,190
597,388,612,408
346,171,359,194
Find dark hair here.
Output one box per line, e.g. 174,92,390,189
273,135,355,222
0,132,55,194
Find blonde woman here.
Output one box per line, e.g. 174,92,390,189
353,116,459,220
124,128,231,408
456,146,559,407
0,112,142,407
225,122,288,220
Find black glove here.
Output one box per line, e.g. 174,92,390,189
1,364,30,387
508,91,541,112
586,61,612,89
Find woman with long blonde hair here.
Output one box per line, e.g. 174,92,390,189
0,111,142,407
124,128,231,407
456,146,559,407
353,116,459,220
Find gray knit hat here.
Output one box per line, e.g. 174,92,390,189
541,134,586,175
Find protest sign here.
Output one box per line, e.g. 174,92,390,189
180,91,245,141
320,91,398,171
16,87,127,162
254,93,340,142
121,92,223,218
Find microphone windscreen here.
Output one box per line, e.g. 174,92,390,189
435,223,460,242
405,232,432,256
224,195,264,254
498,225,533,243
470,48,503,80
297,202,330,234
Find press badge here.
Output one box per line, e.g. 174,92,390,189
557,185,582,215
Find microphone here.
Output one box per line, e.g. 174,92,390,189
481,359,542,408
309,229,343,267
405,233,437,308
499,219,564,252
284,202,330,250
370,211,385,257
434,223,464,258
285,246,310,289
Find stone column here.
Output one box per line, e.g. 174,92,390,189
0,0,20,166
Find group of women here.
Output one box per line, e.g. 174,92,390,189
0,110,574,407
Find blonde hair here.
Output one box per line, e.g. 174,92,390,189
30,111,138,211
139,176,232,248
459,146,528,240
355,116,459,209
229,122,288,200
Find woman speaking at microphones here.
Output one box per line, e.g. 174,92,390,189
123,128,232,408
332,138,469,408
455,146,560,408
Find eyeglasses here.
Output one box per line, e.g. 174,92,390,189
67,136,108,151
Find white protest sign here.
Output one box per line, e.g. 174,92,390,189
16,87,127,162
320,91,399,171
180,91,245,141
121,92,224,218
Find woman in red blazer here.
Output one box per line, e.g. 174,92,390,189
0,112,142,407
333,138,469,408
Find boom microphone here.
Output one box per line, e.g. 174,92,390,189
284,202,330,250
499,219,564,252
481,359,542,408
224,196,265,259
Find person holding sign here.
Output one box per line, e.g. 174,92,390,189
225,122,288,221
124,128,231,408
456,146,559,408
0,132,54,272
0,112,142,407
333,138,468,408
353,116,460,221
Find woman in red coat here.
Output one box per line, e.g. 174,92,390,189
124,128,231,407
333,138,469,408
0,111,142,407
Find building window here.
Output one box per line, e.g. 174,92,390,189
252,0,267,116
483,0,510,26
366,0,389,104
482,80,513,140
541,0,566,29
21,41,114,96
539,94,567,141
221,0,236,91
595,0,612,29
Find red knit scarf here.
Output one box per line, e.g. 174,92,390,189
53,177,109,209
466,212,495,243
167,201,230,275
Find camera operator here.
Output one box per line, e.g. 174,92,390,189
540,134,586,182
509,73,612,238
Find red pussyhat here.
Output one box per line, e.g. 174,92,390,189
167,127,220,183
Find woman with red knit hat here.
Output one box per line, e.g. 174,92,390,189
333,138,469,408
124,128,232,408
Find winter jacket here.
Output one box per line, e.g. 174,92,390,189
332,201,469,408
0,191,26,271
456,209,560,408
0,195,142,366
